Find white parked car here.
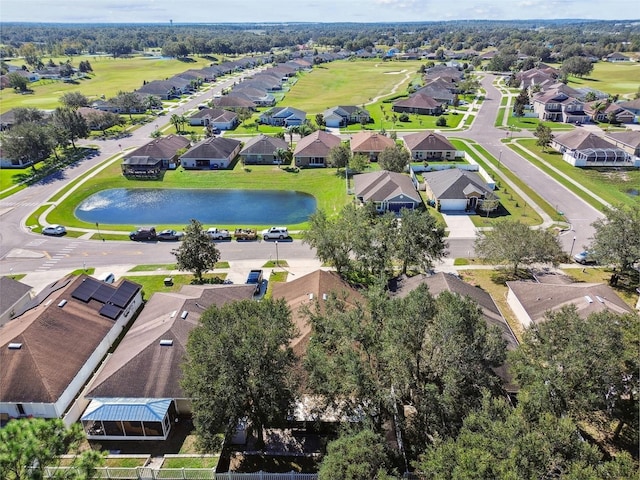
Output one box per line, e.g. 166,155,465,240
42,225,66,236
206,227,231,241
261,226,289,240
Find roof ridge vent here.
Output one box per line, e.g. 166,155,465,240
159,339,174,346
8,343,23,350
181,310,188,319
595,296,605,303
584,295,593,303
58,299,67,308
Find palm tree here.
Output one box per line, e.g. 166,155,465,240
170,113,181,133
273,147,290,169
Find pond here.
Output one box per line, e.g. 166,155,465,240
75,188,317,225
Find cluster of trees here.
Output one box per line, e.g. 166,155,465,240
303,203,446,280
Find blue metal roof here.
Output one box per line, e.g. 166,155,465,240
81,398,171,422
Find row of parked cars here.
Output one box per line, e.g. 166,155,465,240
128,226,290,241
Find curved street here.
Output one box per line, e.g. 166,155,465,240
0,72,604,283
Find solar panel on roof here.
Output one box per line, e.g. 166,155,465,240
71,278,101,302
99,303,123,320
108,281,139,308
92,283,115,304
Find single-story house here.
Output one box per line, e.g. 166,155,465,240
617,98,640,116
354,170,422,212
392,93,445,116
121,134,190,176
322,106,371,128
506,280,634,328
349,131,396,161
293,130,341,168
188,108,239,130
604,131,640,156
259,106,307,127
605,52,630,62
271,270,364,358
0,109,18,130
212,95,257,111
0,276,33,326
82,284,255,440
584,101,635,124
389,272,520,393
0,275,142,423
136,80,179,100
402,131,457,160
551,130,631,166
239,134,290,165
179,137,242,170
423,168,495,211
230,87,276,107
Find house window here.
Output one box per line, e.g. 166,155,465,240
17,404,25,415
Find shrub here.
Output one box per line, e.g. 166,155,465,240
435,115,447,127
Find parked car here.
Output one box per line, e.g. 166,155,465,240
42,224,66,236
206,227,231,241
157,229,184,241
234,228,257,241
573,250,596,264
129,227,157,241
245,269,264,294
96,272,115,284
261,226,289,240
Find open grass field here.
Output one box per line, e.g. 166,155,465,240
281,59,423,114
513,139,640,210
45,158,350,232
566,61,640,98
0,55,212,114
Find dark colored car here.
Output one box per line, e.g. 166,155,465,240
245,269,264,294
157,229,184,241
129,227,157,241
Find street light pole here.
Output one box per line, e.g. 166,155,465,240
498,150,502,164
570,236,576,257
275,240,279,269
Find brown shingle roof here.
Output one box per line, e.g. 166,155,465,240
350,131,395,153
0,275,141,404
240,134,289,156
553,130,617,151
293,130,341,157
402,131,456,152
354,170,421,204
86,284,255,399
125,135,190,160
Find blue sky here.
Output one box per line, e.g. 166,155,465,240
1,0,639,23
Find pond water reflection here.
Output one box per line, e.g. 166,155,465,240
75,188,317,225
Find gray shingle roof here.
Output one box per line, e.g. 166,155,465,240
424,169,492,200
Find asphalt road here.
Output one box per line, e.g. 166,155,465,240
0,72,604,277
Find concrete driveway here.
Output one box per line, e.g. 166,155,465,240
441,212,478,239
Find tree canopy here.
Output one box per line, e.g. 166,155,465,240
0,418,105,480
181,298,296,451
172,219,220,283
589,204,640,272
474,220,563,274
378,145,410,173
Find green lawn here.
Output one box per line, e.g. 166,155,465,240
450,139,545,226
45,158,350,232
0,55,212,114
512,139,640,210
123,273,227,300
161,456,219,469
565,61,640,98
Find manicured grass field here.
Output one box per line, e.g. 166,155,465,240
565,61,640,98
0,55,213,113
281,59,423,114
45,158,350,232
513,139,640,210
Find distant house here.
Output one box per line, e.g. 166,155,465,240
0,276,33,326
349,131,396,161
82,284,255,440
414,83,456,105
212,95,257,111
180,137,242,170
230,86,276,107
0,109,18,130
402,131,457,161
617,98,640,116
121,134,190,176
259,106,307,127
322,106,371,128
392,93,445,116
188,108,239,130
136,80,179,100
354,170,422,212
605,52,630,62
293,130,342,168
507,280,633,328
389,272,519,393
239,134,289,165
0,274,142,423
551,130,631,166
423,168,495,211
584,101,635,124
